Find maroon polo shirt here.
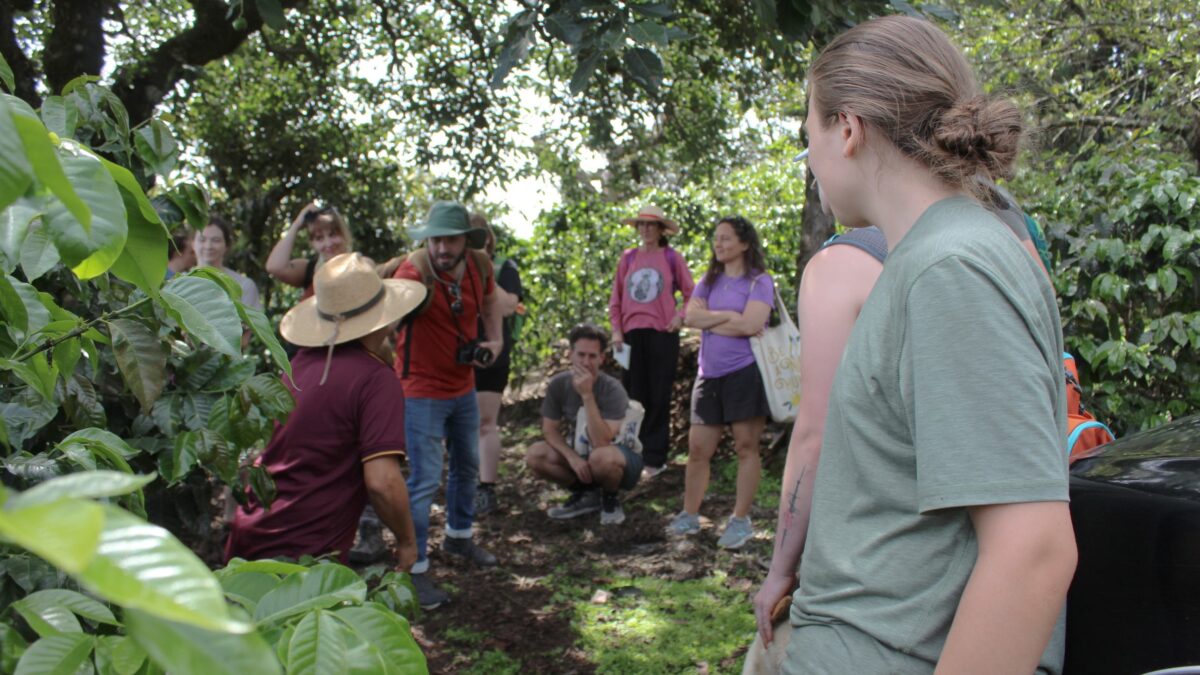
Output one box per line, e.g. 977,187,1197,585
225,343,405,563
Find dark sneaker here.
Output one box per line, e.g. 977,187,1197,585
547,489,601,520
474,484,498,515
600,492,625,525
411,573,449,610
347,517,388,564
442,536,498,567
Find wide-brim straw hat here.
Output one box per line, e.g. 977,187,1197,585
621,204,679,235
408,200,488,249
281,252,427,348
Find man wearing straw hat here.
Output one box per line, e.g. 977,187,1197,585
391,200,503,610
225,253,426,574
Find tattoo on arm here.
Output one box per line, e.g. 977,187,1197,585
779,466,807,547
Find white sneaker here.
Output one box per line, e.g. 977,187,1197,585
600,492,625,525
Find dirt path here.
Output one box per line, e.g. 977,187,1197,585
407,420,781,674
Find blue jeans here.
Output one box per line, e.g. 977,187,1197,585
405,393,480,568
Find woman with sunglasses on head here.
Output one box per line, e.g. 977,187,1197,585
773,15,1075,674
608,204,695,478
267,202,353,299
666,216,772,550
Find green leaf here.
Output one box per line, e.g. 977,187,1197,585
53,339,81,382
490,18,534,89
0,196,40,273
109,636,146,675
124,609,280,675
60,76,100,96
569,50,604,96
253,564,367,627
0,498,104,575
161,275,242,356
106,163,168,297
188,265,243,299
165,431,202,483
220,571,280,613
44,148,127,278
629,2,675,19
0,354,57,402
0,391,57,448
237,303,292,379
255,0,287,30
132,120,178,176
0,98,34,214
623,47,663,96
0,50,13,93
13,589,118,634
219,558,309,578
544,11,586,45
0,274,28,336
12,594,83,637
18,217,59,281
1,623,29,674
39,97,78,139
333,604,426,674
287,610,351,675
13,633,93,675
7,471,154,509
166,183,208,230
242,372,294,421
628,21,670,47
11,112,92,232
76,506,246,632
11,274,50,336
108,318,167,413
247,465,277,510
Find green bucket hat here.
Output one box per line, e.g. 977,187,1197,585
408,201,488,249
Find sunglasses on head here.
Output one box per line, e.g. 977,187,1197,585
303,206,339,223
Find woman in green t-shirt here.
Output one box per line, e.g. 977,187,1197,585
774,15,1078,675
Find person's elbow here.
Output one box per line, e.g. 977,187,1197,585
265,259,287,278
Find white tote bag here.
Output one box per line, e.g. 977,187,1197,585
749,285,802,424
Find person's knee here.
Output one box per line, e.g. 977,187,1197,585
525,441,553,472
588,446,625,481
734,437,760,457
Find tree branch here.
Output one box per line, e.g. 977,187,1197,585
109,0,305,125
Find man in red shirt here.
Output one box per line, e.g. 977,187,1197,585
226,253,426,572
392,201,503,609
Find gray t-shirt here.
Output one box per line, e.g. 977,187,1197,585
541,370,628,451
789,197,1068,673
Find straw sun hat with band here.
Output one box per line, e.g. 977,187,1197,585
281,252,427,384
621,204,679,236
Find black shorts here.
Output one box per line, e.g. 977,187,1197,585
474,352,511,393
690,362,770,425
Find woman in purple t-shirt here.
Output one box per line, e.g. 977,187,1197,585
667,216,774,549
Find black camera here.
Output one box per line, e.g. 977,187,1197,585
456,340,494,367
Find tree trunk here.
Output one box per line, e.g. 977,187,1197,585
0,0,40,105
44,0,106,94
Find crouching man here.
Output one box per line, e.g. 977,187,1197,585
526,323,643,525
226,253,426,571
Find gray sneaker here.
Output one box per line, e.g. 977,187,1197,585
411,573,449,610
665,510,701,537
717,516,754,550
442,536,497,567
474,484,498,515
547,489,601,519
600,492,625,525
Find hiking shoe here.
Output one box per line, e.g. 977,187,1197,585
717,516,754,550
347,517,388,564
642,464,667,479
600,492,625,526
411,573,449,610
474,484,498,515
547,489,601,520
666,510,701,537
442,536,497,568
